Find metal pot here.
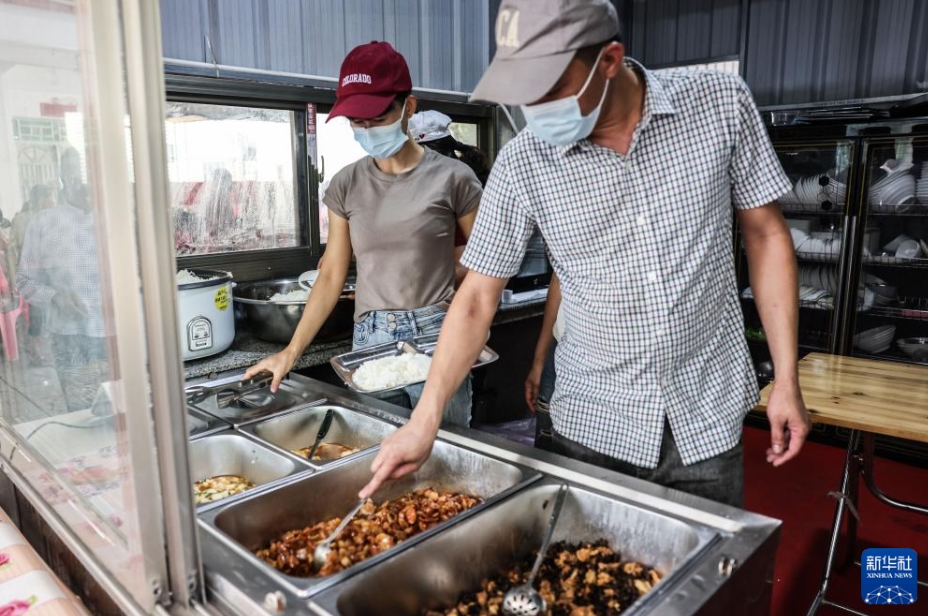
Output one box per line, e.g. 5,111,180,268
177,268,235,361
233,277,355,344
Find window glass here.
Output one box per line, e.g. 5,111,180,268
314,115,482,245
315,113,367,245
449,122,478,146
165,102,298,255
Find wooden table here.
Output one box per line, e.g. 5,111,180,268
757,353,928,616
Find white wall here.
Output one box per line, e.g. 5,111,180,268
0,3,79,217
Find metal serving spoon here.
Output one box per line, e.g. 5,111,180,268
502,484,569,616
305,409,335,460
312,498,366,572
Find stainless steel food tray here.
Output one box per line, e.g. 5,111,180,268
198,440,539,597
190,372,327,427
187,407,229,440
311,478,720,615
329,333,499,394
242,405,397,467
189,432,313,513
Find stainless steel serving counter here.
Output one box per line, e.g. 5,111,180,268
196,377,781,616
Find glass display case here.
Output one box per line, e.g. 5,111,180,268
848,135,928,366
735,139,856,384
0,0,196,612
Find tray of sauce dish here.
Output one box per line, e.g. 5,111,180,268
241,405,396,466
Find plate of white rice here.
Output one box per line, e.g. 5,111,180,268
351,353,433,392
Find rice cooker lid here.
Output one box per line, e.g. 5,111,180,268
177,268,233,291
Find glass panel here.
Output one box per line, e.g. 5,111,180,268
166,102,298,255
449,121,478,146
316,113,367,245
0,0,163,606
737,140,853,381
852,137,928,365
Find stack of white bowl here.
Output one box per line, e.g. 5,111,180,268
853,324,896,354
917,162,928,205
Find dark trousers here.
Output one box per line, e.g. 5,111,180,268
534,341,557,450
550,419,744,508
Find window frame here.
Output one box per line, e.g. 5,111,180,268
166,74,496,281
166,74,321,282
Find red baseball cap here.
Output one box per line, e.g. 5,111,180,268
327,42,413,122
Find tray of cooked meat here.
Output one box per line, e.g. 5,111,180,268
310,480,720,615
197,440,539,597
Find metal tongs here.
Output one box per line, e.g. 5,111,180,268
312,498,366,572
502,484,569,616
185,371,273,407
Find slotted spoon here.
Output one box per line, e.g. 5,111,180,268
502,484,569,616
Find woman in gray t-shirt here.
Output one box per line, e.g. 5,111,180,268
245,42,481,427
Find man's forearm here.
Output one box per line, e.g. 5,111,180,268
745,228,799,384
412,284,499,429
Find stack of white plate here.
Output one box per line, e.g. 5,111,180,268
798,265,838,294
853,324,896,354
917,162,928,205
870,168,916,212
781,171,848,210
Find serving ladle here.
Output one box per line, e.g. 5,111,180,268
502,484,569,616
312,499,366,572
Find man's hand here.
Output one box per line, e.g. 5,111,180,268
243,348,298,392
524,360,544,413
359,415,440,499
765,380,811,466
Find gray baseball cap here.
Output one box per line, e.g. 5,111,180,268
470,0,619,106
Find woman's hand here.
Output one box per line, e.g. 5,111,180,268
243,348,298,392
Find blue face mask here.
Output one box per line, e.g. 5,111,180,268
520,49,609,147
352,100,409,159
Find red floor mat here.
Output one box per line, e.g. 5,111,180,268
743,426,928,615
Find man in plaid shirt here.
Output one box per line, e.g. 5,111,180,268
362,0,810,507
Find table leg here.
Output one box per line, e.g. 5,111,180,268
807,430,862,616
841,442,862,570
861,433,928,515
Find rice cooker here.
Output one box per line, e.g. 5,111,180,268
176,268,235,361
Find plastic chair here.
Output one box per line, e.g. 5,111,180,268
0,260,29,361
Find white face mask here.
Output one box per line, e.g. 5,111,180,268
351,100,409,159
520,48,610,147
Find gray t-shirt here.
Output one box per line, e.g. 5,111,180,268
324,149,482,321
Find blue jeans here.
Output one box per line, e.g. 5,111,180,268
352,303,473,427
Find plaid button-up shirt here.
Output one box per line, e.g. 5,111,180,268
462,59,790,467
